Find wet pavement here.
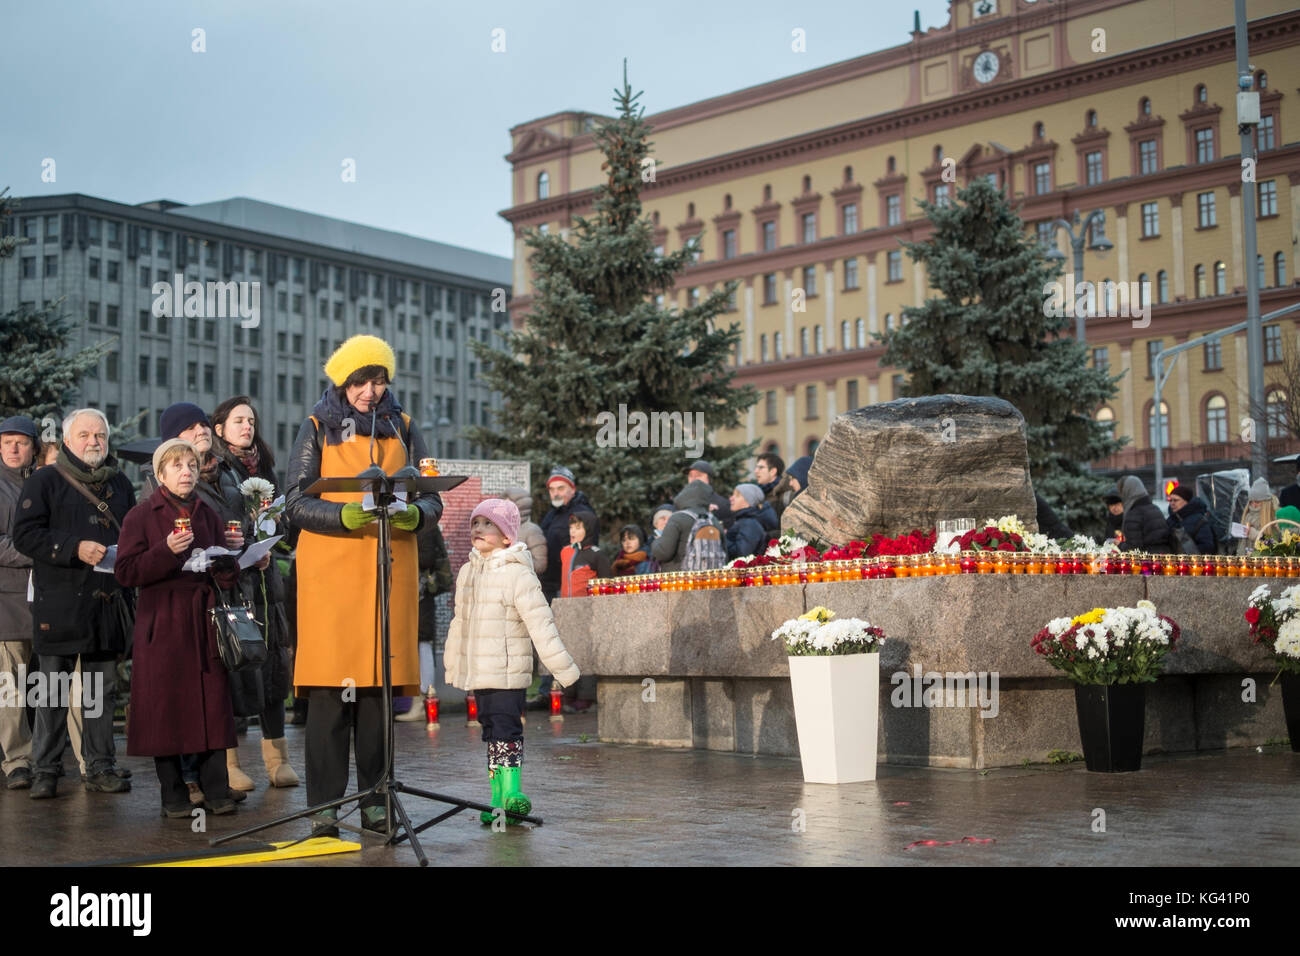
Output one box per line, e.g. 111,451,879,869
2,712,1297,866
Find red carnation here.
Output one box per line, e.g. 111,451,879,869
1245,607,1261,625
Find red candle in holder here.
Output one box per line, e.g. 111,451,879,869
466,691,479,724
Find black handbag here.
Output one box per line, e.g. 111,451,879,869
209,585,267,673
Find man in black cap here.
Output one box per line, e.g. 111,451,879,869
687,459,733,528
0,416,38,789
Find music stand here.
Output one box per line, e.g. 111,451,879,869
211,469,543,867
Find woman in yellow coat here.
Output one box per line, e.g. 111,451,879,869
285,335,443,834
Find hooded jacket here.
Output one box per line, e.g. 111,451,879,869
725,505,767,561
443,541,580,690
612,523,649,576
502,486,548,576
1118,475,1175,554
782,457,812,509
1167,496,1216,554
560,510,613,596
651,480,716,571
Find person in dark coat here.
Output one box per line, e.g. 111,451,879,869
211,395,300,788
756,500,780,536
783,456,813,509
1035,493,1073,540
12,408,135,799
538,466,600,603
725,484,768,561
1279,462,1300,510
754,453,788,518
1166,484,1216,554
1103,492,1125,540
396,516,452,722
115,439,244,816
687,460,733,528
649,503,674,542
1117,475,1175,553
0,416,38,790
651,480,716,571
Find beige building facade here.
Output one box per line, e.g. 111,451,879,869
502,0,1300,473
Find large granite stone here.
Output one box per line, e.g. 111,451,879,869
1146,576,1277,672
596,678,692,747
781,394,1038,546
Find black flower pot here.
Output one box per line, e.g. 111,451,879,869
1281,673,1300,753
1074,683,1146,772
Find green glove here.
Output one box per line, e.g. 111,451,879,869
391,505,420,532
340,501,379,531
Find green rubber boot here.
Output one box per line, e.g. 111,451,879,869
497,766,531,823
479,766,502,825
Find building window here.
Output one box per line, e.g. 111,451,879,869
801,265,817,297
760,334,768,362
1267,388,1288,439
1197,191,1216,228
1147,401,1170,448
722,229,736,259
844,258,859,290
1036,221,1054,248
762,221,776,251
1205,394,1228,443
1258,254,1267,289
1265,324,1282,363
1092,347,1109,370
855,318,865,348
1141,202,1159,237
1194,264,1207,298
892,374,905,397
1275,252,1287,287
1257,114,1276,152
1157,270,1169,303
887,250,902,282
88,302,100,325
842,203,858,234
886,195,901,226
106,305,118,328
1033,161,1052,195
841,321,850,350
105,351,119,382
1146,340,1163,378
774,332,783,360
1085,151,1104,186
156,357,169,387
43,255,57,277
800,327,809,356
1259,180,1278,217
1096,406,1115,437
139,309,150,333
765,390,777,424
763,273,777,305
1194,127,1214,164
933,183,951,206
801,213,816,244
1214,261,1226,295
1137,139,1158,175
805,385,818,419
88,257,100,279
814,326,823,354
884,313,894,332
1203,338,1222,370
20,256,35,279
846,380,859,409
203,364,215,393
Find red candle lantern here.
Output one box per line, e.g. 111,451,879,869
466,691,479,725
425,689,440,728
549,684,564,722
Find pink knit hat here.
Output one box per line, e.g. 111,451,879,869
470,498,520,545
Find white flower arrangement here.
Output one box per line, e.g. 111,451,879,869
766,531,810,559
238,476,275,500
1274,619,1300,664
771,606,886,656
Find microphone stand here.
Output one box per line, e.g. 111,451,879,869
210,465,542,867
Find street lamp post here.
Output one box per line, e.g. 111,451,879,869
1045,209,1114,345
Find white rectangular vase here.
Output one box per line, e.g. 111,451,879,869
787,652,879,784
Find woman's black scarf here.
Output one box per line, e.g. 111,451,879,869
311,387,404,446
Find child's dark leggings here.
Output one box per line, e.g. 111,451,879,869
475,688,525,743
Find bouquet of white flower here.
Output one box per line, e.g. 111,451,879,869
772,605,887,657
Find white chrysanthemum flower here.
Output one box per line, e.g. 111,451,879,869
1136,599,1155,613
239,476,275,499
1249,584,1274,605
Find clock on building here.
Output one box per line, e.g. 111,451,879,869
974,0,997,17
973,50,1000,83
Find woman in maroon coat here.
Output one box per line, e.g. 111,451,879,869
115,439,243,817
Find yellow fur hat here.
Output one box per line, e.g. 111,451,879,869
324,334,397,386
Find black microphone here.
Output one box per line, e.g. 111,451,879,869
367,406,378,468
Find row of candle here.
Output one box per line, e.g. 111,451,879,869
586,551,1300,595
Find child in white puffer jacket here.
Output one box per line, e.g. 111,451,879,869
444,498,580,825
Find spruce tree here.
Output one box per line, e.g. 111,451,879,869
878,177,1124,534
465,67,758,535
0,189,112,428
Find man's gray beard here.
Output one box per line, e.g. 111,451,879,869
80,449,107,467
551,498,565,508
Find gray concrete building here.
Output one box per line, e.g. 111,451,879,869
0,193,511,475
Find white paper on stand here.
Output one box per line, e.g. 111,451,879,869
93,545,118,573
238,535,283,570
1231,522,1249,539
361,491,407,515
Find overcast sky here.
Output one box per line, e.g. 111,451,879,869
3,0,954,261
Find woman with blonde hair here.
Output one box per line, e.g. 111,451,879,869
1240,478,1280,554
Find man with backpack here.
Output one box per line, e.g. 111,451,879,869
651,480,726,571
1166,484,1217,555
